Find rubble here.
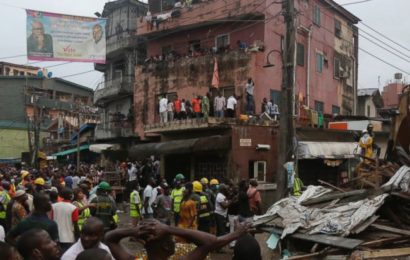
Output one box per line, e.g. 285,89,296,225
254,162,410,259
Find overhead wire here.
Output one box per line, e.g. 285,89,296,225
299,6,409,74
359,21,410,53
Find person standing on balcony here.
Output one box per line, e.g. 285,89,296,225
201,93,210,120
214,91,226,118
180,99,187,120
159,96,168,123
174,95,182,120
167,100,175,122
192,95,202,119
226,95,237,118
245,78,255,115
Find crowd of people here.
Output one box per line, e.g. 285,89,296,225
0,162,264,260
158,91,239,123
157,78,279,124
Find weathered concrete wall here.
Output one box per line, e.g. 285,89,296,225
134,51,257,138
134,0,360,134
230,125,277,182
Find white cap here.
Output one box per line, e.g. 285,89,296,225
15,190,26,198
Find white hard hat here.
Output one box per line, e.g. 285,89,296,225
362,129,368,133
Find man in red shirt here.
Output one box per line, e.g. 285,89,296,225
191,95,202,119
174,95,182,120
247,179,262,215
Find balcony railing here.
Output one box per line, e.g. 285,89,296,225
94,76,134,104
106,34,139,56
144,116,278,133
137,0,266,36
94,121,134,139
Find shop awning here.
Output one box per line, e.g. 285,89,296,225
52,144,90,157
129,135,231,159
297,141,357,159
89,144,120,154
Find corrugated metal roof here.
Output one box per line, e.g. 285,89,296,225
297,141,358,159
52,144,90,157
357,88,379,97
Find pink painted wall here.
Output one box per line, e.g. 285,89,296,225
134,0,359,138
146,22,265,58
382,83,404,108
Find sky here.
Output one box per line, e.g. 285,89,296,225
0,0,409,90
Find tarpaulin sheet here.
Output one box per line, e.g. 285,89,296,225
254,185,388,238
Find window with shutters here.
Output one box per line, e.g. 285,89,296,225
332,105,340,115
313,5,321,26
316,52,324,73
315,101,324,113
334,57,341,79
335,19,342,38
297,43,305,66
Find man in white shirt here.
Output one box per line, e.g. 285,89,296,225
51,188,79,252
62,217,113,260
245,78,254,115
214,91,226,118
159,96,168,123
142,177,157,218
214,184,230,236
226,95,237,118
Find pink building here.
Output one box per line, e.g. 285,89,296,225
130,0,360,184
382,82,405,108
134,0,359,136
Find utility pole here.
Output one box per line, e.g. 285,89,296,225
276,0,296,200
77,112,81,172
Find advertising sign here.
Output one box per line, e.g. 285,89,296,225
26,9,106,63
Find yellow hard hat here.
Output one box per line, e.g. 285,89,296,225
210,179,219,185
21,170,30,179
34,177,45,186
200,177,209,185
193,181,203,193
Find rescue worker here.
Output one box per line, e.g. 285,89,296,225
209,179,219,205
367,123,381,157
171,179,184,226
359,129,373,163
73,188,92,231
34,177,45,194
89,182,118,232
0,181,11,228
175,173,185,184
129,181,142,226
193,181,212,233
18,171,30,191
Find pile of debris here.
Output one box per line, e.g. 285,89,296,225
254,165,410,259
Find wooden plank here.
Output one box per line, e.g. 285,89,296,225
370,224,410,236
291,233,363,250
258,227,363,249
361,247,410,259
351,215,379,234
392,192,410,201
301,190,367,206
360,236,410,248
318,179,346,193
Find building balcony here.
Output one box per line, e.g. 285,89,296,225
106,34,140,57
137,0,265,37
94,121,134,140
94,76,134,105
144,116,277,134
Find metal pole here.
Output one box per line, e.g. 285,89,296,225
77,112,81,171
276,0,296,200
